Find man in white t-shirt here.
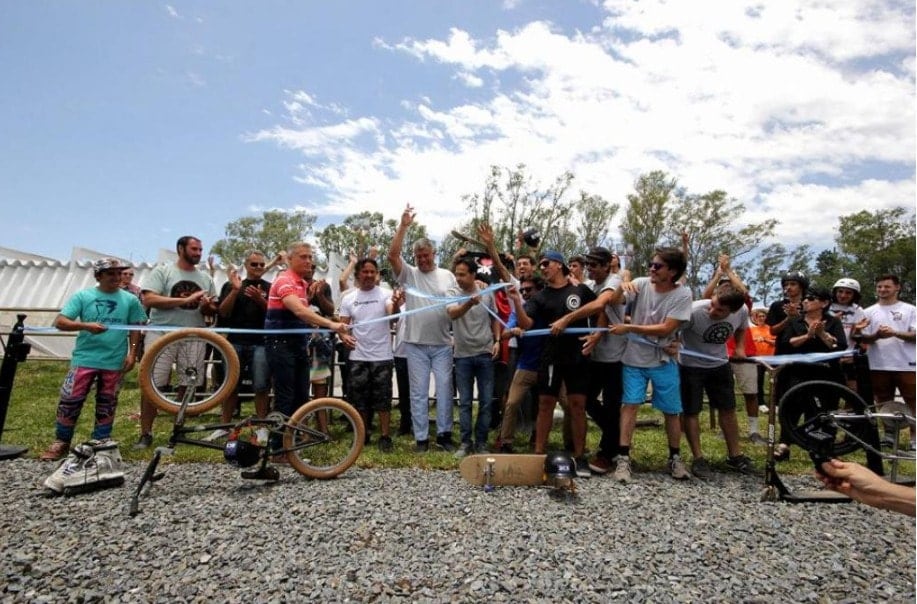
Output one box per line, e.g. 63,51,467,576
339,258,395,452
859,274,916,449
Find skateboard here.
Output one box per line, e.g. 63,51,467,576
459,453,547,487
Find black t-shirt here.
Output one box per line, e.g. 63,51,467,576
525,282,597,366
219,278,271,345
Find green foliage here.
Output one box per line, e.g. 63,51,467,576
620,171,679,278
211,210,317,265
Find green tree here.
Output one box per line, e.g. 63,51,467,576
211,210,316,265
835,208,916,304
619,171,680,278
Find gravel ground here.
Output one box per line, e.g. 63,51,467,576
1,458,914,603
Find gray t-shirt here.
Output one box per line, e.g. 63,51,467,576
621,278,692,367
590,273,627,364
450,288,496,358
679,300,748,369
396,263,458,346
142,263,215,327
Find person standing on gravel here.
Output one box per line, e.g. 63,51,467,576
40,258,147,461
339,258,396,453
674,284,755,478
388,204,459,453
604,247,693,483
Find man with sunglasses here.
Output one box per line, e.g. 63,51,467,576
604,248,693,482
205,250,272,440
515,250,596,476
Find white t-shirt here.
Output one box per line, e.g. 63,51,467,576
589,273,627,364
863,301,917,371
396,263,457,346
339,286,394,362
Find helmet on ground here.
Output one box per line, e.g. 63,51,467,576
224,439,261,468
780,270,809,291
832,278,861,303
544,451,577,480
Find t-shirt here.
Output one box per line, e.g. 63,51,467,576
862,301,917,371
219,278,271,345
142,264,215,327
621,278,693,367
340,286,394,362
61,287,147,370
450,288,496,358
589,273,627,364
396,263,457,346
748,323,775,356
265,269,310,342
525,282,597,367
829,302,867,351
680,300,748,369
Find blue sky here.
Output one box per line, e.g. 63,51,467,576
1,1,914,264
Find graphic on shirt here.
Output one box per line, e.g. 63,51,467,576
702,322,733,344
565,294,582,311
170,280,203,310
92,299,118,319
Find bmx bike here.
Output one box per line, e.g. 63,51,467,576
750,350,914,502
129,328,365,516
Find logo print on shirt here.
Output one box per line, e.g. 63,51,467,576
703,322,733,344
565,294,582,311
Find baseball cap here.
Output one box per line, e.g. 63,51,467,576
93,258,128,273
584,247,612,264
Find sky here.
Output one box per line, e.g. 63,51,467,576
1,1,914,265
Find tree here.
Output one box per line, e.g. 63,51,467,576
663,190,777,297
834,208,916,304
619,171,680,278
576,192,619,251
211,210,316,265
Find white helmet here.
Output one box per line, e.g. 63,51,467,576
832,278,860,293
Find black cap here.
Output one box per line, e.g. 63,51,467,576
584,247,612,264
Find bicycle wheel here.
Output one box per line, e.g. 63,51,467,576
778,380,869,456
139,328,240,416
283,397,365,479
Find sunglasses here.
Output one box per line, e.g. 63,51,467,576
648,262,666,270
803,295,823,301
519,286,534,293
585,261,600,268
248,262,266,268
538,261,551,269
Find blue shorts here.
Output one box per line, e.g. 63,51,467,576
622,363,682,415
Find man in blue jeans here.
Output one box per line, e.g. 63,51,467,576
447,257,501,456
388,204,459,452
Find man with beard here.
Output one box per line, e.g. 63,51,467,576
135,236,218,449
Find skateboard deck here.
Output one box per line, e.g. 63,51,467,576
459,453,546,487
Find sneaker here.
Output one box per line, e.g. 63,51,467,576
453,442,473,458
668,455,691,480
44,441,124,494
613,456,632,483
378,436,393,453
40,440,70,462
475,443,491,454
574,457,591,479
255,428,270,445
203,429,229,442
435,433,455,453
133,434,153,450
414,439,429,453
725,454,755,475
691,457,713,479
747,432,767,445
588,454,613,475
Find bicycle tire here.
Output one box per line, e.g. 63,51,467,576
283,397,364,479
778,380,869,456
139,328,240,416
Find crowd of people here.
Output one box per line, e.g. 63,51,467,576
37,211,916,511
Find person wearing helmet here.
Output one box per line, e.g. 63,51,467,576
830,277,868,391
765,270,809,338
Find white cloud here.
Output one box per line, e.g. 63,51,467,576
252,1,915,249
165,4,180,19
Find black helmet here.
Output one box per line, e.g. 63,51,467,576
224,439,261,468
544,451,577,480
522,227,541,248
780,270,809,291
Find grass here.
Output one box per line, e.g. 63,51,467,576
5,359,912,479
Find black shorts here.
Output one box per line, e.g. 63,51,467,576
537,362,589,397
348,360,394,413
679,363,736,416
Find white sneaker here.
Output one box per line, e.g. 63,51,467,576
255,428,270,445
668,455,691,480
613,456,632,483
453,442,473,458
204,429,230,442
44,441,124,494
